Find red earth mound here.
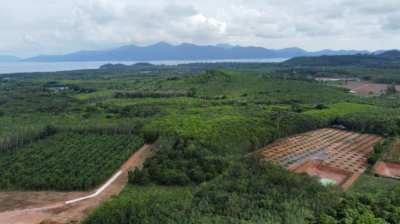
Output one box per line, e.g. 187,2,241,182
374,162,400,179
291,160,351,185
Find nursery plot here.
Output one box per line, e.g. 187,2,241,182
259,128,383,189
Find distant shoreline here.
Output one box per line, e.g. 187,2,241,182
0,58,288,74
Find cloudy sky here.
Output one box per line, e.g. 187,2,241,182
1,0,400,57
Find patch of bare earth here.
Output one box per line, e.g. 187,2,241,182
373,139,400,179
343,81,400,96
0,144,153,224
291,161,352,185
374,162,400,178
258,128,383,190
0,192,86,213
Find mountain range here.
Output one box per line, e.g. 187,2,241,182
12,42,371,62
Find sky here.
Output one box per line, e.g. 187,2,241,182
1,0,400,57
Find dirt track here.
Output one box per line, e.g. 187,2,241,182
0,144,153,224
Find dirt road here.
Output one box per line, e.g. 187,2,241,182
0,144,153,224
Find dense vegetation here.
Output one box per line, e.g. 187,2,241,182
319,174,400,224
86,158,341,224
0,132,144,190
284,51,400,68
368,139,393,166
129,137,230,185
1,60,400,223
87,161,400,224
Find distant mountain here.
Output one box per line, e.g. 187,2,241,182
377,50,400,59
312,49,370,56
284,50,400,67
0,55,20,62
23,42,369,62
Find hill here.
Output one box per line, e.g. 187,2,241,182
284,50,400,67
378,50,400,59
23,42,366,62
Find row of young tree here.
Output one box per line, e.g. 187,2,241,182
0,132,144,191
0,125,56,153
336,108,400,136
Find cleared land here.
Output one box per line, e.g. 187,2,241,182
259,128,383,189
374,162,400,179
343,81,400,96
0,144,153,224
374,139,400,179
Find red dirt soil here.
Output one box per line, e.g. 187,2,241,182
374,162,400,179
258,128,383,189
0,144,153,224
291,160,351,185
343,81,400,96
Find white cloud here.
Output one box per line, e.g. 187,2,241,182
0,0,399,57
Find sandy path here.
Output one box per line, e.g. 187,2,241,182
0,144,153,224
0,191,86,213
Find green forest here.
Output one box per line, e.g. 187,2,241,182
1,61,400,223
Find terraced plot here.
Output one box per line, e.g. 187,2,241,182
259,128,383,189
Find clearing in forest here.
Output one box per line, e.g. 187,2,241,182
258,128,383,189
343,81,400,96
374,139,400,179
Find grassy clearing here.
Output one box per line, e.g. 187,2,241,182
303,102,376,119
